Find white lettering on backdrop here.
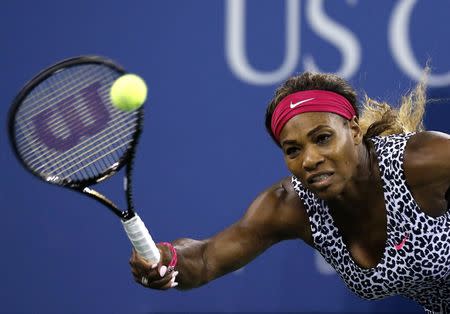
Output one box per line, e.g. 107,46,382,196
389,0,450,87
226,0,449,87
225,0,300,85
303,0,360,78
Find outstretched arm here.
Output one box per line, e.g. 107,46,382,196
129,177,310,290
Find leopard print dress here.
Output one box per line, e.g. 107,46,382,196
292,133,450,313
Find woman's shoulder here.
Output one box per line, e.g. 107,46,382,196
403,131,450,186
405,131,449,160
245,177,312,243
261,177,306,210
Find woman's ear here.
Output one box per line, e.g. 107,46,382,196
349,116,363,145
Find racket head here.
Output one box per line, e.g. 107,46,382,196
8,55,143,189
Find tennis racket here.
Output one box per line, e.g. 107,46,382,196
8,55,160,264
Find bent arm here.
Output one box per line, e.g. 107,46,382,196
404,131,450,212
171,178,309,290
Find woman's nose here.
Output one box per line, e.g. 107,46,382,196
302,148,324,171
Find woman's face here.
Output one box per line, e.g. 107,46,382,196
279,112,362,200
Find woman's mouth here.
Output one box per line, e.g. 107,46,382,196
307,172,334,189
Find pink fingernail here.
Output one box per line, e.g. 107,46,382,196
151,263,158,269
159,266,167,277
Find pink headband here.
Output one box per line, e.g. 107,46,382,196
270,90,356,142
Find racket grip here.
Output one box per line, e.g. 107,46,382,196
122,214,161,264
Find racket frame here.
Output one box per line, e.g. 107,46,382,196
8,55,143,220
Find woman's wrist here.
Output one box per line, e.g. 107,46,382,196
158,242,178,271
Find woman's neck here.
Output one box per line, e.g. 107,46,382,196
328,141,379,218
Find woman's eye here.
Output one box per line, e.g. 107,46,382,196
285,147,299,156
316,134,331,144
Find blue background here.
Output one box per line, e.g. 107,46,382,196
1,0,449,312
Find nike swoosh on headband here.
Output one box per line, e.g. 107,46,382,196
290,97,315,109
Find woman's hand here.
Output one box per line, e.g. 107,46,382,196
129,247,178,290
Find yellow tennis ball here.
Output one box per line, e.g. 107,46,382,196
110,74,147,111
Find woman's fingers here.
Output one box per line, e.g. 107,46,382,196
147,271,179,290
135,270,178,290
130,249,178,290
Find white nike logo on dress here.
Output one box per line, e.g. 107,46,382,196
290,97,315,109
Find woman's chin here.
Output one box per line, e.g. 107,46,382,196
310,182,343,201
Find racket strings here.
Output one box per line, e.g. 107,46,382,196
18,99,134,169
31,113,133,172
13,63,140,183
15,68,115,157
41,122,136,178
63,139,132,179
16,66,104,124
15,66,110,153
17,99,136,181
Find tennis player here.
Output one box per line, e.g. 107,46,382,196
130,72,450,313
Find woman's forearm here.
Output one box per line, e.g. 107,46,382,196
172,238,212,290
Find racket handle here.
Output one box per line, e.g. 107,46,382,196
122,214,161,264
